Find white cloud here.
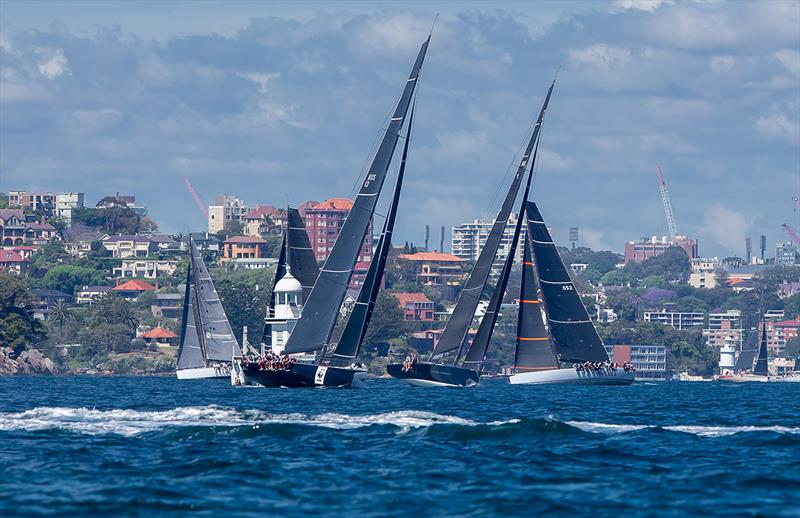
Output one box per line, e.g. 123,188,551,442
701,204,752,251
756,111,800,145
569,44,631,71
709,55,734,74
240,72,279,93
612,0,673,13
537,149,574,173
37,48,70,79
775,49,800,78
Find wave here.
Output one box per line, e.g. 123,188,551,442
0,407,518,437
566,420,800,437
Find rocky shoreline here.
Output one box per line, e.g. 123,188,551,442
0,347,58,375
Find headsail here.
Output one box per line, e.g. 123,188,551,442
330,107,415,365
283,35,430,355
734,329,757,372
286,207,319,301
753,321,769,376
190,240,242,361
526,201,608,363
176,264,205,370
513,230,558,371
433,80,555,358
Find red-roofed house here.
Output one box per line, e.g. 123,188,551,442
397,251,465,287
304,198,373,265
112,279,157,298
243,205,281,237
10,245,38,260
222,235,268,262
141,327,178,346
392,292,435,321
0,249,28,274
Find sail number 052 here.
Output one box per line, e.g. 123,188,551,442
562,284,574,291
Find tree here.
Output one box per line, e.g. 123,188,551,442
215,280,268,344
363,292,409,346
72,206,145,234
48,301,71,331
784,293,800,320
0,275,47,353
32,265,107,295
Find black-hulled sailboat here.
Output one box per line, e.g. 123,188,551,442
387,81,555,387
508,202,634,385
240,35,429,387
719,321,773,382
176,240,242,379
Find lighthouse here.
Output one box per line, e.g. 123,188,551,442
719,335,736,376
267,269,304,356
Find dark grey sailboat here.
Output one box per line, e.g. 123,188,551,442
387,81,555,387
242,35,429,387
509,202,634,385
176,240,242,379
719,319,773,382
734,330,757,373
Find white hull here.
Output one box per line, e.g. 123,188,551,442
717,374,773,383
403,378,457,388
176,365,231,380
778,373,800,382
508,367,635,385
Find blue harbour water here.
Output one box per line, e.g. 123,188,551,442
0,377,797,517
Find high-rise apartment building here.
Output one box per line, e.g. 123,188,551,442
207,195,249,234
303,198,372,265
451,212,525,272
704,310,743,349
8,191,85,222
775,241,797,267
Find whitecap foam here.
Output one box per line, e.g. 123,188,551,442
566,420,800,437
0,407,518,437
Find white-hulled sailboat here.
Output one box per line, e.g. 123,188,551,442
176,239,242,379
718,321,773,382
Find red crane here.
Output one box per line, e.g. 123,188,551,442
781,223,800,247
183,177,208,220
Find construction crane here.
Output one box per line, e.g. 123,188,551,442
183,177,208,220
657,166,678,240
781,223,800,247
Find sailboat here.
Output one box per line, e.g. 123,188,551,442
176,239,242,379
387,80,555,387
508,202,634,385
239,34,429,388
718,321,773,382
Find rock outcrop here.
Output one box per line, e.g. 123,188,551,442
0,347,58,375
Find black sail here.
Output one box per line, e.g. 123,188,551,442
753,322,769,376
283,36,429,355
261,233,287,347
330,108,414,364
526,201,609,363
287,207,319,301
176,263,205,370
514,230,558,372
734,329,757,372
433,80,555,358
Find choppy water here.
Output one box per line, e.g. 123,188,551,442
0,377,797,517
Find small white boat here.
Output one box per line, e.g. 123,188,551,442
509,367,635,385
717,373,773,383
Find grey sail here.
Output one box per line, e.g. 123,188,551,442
461,142,538,369
753,322,769,376
330,106,415,365
190,240,242,361
433,80,555,358
734,329,757,372
287,207,319,301
514,230,558,371
176,266,205,370
526,201,609,363
261,233,287,347
283,36,430,355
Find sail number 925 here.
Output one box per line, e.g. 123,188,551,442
363,174,377,188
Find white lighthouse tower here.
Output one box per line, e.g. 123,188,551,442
266,268,312,360
719,335,736,376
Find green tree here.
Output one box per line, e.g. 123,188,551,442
33,265,107,295
363,291,409,346
48,300,71,331
783,293,800,319
215,280,268,344
0,275,47,353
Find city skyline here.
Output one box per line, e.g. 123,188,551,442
1,0,798,257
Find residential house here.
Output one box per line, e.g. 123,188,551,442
151,293,182,319
0,250,28,274
689,257,720,289
141,327,178,347
10,245,38,261
112,279,156,298
76,285,113,304
101,235,155,258
31,288,72,305
243,205,282,237
0,209,58,246
113,259,178,280
392,292,435,322
304,198,372,265
221,235,268,262
397,251,465,288
62,224,105,257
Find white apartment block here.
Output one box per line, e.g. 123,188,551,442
8,191,85,222
208,195,249,234
113,259,178,279
451,212,526,272
643,310,705,330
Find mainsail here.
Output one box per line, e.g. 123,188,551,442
261,232,287,347
176,265,205,370
432,80,555,358
753,322,769,376
513,230,558,372
286,207,319,301
190,240,242,361
734,329,757,372
283,35,430,355
330,107,415,365
526,201,609,363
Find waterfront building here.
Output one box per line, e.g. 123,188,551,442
208,195,249,234
643,310,705,330
704,310,743,349
451,212,525,272
113,259,178,280
392,292,435,322
303,198,373,265
623,235,698,265
764,318,800,357
605,344,669,381
141,327,178,347
221,235,268,262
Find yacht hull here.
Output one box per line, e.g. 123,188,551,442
717,374,773,383
386,363,480,387
778,373,800,382
242,362,365,388
176,364,231,380
508,367,635,385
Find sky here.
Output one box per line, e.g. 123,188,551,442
1,0,798,258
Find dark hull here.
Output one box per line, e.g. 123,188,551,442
386,363,480,387
243,363,362,388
